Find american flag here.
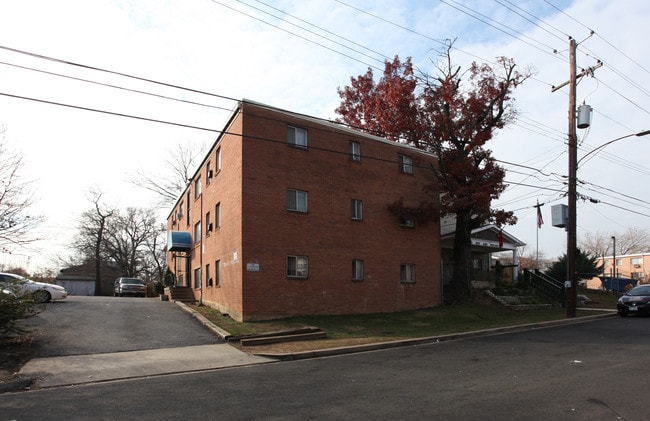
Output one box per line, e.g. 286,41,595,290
537,205,544,229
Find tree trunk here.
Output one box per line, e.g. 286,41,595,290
449,212,473,301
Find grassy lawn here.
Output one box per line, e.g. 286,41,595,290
193,288,618,340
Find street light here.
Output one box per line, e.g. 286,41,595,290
578,129,650,167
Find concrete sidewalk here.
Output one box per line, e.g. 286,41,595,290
19,343,273,388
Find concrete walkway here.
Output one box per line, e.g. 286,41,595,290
19,343,273,388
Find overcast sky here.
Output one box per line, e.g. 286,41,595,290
0,0,648,272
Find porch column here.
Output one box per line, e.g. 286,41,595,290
512,249,519,282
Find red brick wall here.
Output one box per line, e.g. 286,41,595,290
169,101,441,321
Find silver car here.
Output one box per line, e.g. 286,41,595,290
0,272,68,303
113,277,147,297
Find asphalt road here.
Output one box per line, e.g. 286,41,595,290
2,313,649,420
21,295,222,357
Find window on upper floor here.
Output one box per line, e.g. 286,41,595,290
352,260,364,281
216,147,222,172
215,203,221,229
194,221,202,242
349,141,361,161
194,178,202,199
398,154,413,174
205,211,212,234
631,257,642,266
287,189,308,212
287,255,308,279
351,199,363,221
287,126,308,148
206,161,212,185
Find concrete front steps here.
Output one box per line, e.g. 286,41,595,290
230,327,326,346
163,286,196,303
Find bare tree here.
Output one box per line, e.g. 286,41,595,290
130,142,206,208
616,227,650,255
103,207,159,278
74,189,115,295
0,130,44,255
580,227,650,257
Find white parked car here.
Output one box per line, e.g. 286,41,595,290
0,272,68,303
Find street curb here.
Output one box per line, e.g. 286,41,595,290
174,301,232,340
175,300,617,361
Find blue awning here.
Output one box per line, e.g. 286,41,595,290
167,231,192,252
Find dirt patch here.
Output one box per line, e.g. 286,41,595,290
0,335,34,384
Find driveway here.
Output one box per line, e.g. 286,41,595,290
17,296,272,388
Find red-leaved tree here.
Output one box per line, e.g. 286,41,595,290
336,45,529,301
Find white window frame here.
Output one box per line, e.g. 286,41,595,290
215,202,221,229
400,263,416,283
349,141,361,161
216,147,222,172
398,154,413,174
287,189,308,212
287,126,308,148
351,199,363,220
352,260,364,281
287,255,309,278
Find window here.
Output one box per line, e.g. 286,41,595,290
215,203,221,229
186,192,191,225
351,199,363,220
473,258,483,271
215,260,221,287
400,264,416,283
631,257,642,266
178,202,184,220
205,264,211,287
194,178,202,199
205,211,212,234
399,216,415,227
206,161,212,184
287,189,308,212
349,141,361,161
287,255,308,278
216,147,222,172
352,260,364,281
193,267,202,289
194,221,202,242
398,154,413,174
287,126,308,148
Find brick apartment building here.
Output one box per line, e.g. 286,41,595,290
586,253,650,289
166,100,442,321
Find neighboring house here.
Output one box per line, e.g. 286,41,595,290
586,252,650,289
166,100,442,322
439,215,526,289
56,261,122,296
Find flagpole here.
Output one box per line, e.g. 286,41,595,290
534,200,544,268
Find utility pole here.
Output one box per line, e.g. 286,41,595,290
551,37,601,318
566,38,578,318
